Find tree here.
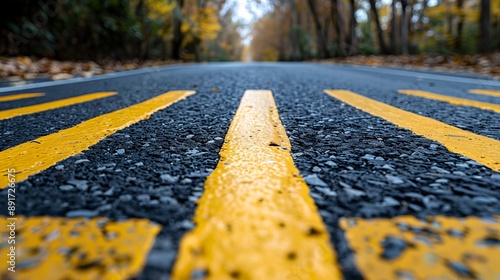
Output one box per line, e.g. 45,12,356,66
391,0,398,54
172,0,185,60
401,0,409,54
479,0,491,53
306,0,330,58
348,0,358,55
331,0,346,56
369,0,389,54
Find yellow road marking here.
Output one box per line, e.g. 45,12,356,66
0,90,195,187
0,216,160,280
324,90,500,171
397,89,500,113
469,89,500,97
0,91,117,120
172,90,341,280
340,216,500,280
0,93,45,102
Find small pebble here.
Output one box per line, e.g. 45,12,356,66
59,185,75,191
137,194,150,201
66,209,98,218
386,175,404,184
304,174,328,187
161,174,179,184
119,194,133,201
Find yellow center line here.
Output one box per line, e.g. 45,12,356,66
0,92,45,102
0,90,195,187
0,216,160,279
0,91,117,120
397,89,500,113
172,90,341,280
469,89,500,97
324,90,500,172
339,215,500,280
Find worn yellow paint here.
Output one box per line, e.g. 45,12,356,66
324,90,500,172
469,89,500,97
0,216,160,280
0,90,195,187
0,91,117,120
172,90,341,280
0,92,45,102
340,215,500,280
398,89,500,113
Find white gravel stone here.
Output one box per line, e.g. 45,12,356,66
382,196,400,206
386,175,404,184
137,194,150,201
325,161,338,168
66,209,98,218
59,185,75,191
304,174,328,187
361,154,375,160
316,187,337,197
67,180,89,191
431,166,450,174
161,174,179,184
119,194,133,201
159,196,179,205
181,178,193,184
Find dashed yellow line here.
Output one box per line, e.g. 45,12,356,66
0,93,45,103
0,91,117,120
0,216,160,280
397,89,500,113
324,90,500,171
340,215,500,280
172,90,341,280
469,89,500,97
0,90,195,187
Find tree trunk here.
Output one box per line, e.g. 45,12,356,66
306,0,330,58
331,0,346,56
172,0,184,60
349,0,358,55
454,0,465,51
401,0,409,55
368,0,388,54
391,0,398,54
479,0,491,53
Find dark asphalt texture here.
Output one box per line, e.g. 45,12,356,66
1,63,499,279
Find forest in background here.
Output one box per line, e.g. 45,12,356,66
0,0,243,62
0,0,498,64
250,0,500,61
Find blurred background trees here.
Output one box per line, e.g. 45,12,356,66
250,0,500,61
0,0,243,61
0,0,498,62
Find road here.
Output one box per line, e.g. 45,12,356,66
1,63,500,279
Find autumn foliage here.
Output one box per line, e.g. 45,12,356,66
250,0,500,61
0,0,243,62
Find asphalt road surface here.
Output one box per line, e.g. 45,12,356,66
1,63,500,280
